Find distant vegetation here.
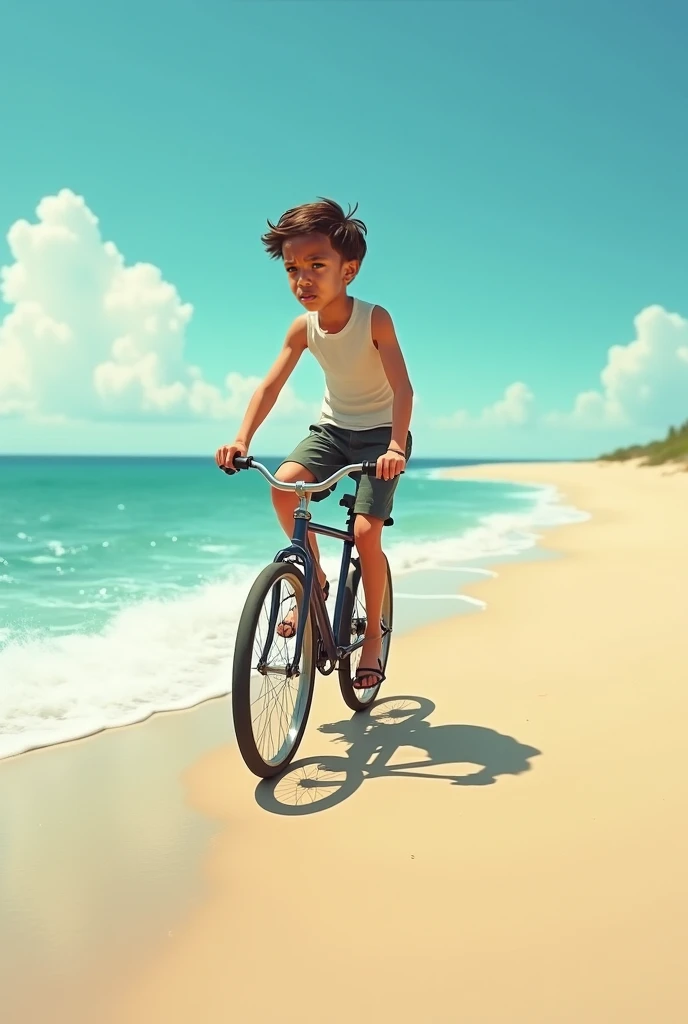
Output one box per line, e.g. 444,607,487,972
599,419,688,466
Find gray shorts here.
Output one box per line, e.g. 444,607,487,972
281,422,412,524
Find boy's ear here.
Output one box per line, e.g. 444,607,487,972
342,259,360,284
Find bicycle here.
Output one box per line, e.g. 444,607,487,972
221,455,394,778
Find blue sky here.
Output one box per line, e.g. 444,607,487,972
1,0,687,458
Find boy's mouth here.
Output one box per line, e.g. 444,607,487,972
299,293,317,304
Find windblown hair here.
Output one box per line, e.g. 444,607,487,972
261,198,368,263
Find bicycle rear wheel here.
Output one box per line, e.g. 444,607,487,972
232,562,316,778
337,556,393,711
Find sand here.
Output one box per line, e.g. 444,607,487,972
108,459,688,1023
4,460,688,1023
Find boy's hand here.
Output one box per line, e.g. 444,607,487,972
376,449,406,481
215,440,248,473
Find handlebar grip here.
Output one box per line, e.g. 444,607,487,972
221,454,253,475
360,460,405,477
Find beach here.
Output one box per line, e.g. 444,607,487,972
3,459,688,1023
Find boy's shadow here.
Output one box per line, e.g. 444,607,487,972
255,695,541,815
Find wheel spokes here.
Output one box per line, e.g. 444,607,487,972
248,576,311,765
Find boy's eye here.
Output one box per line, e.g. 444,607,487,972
284,262,323,273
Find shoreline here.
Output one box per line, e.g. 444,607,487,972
0,469,582,762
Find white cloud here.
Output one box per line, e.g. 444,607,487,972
436,381,534,429
551,304,688,429
438,302,688,437
481,382,534,426
0,190,304,422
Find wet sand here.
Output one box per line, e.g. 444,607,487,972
0,702,228,1024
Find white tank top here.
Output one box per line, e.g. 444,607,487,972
306,297,394,430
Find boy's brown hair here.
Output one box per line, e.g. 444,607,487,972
261,198,367,264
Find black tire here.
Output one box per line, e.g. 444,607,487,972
338,555,393,711
232,562,316,778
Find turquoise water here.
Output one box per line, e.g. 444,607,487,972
0,456,585,758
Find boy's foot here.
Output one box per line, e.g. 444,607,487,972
353,634,385,690
276,578,329,639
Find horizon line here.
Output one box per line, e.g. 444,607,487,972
0,452,585,462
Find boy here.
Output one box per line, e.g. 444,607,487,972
215,198,413,689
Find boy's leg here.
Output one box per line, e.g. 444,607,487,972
349,427,412,687
271,463,328,638
352,514,387,687
271,425,350,636
271,462,327,590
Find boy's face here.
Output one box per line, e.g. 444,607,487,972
282,233,358,311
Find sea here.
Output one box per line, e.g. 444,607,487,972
0,456,587,759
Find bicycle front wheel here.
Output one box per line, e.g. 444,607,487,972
232,562,316,778
338,555,393,711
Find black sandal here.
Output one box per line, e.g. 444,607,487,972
353,658,386,690
277,580,329,639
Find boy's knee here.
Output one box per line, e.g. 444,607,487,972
272,462,317,503
274,462,316,484
353,514,383,549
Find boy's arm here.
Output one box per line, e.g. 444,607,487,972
372,305,414,458
216,317,307,468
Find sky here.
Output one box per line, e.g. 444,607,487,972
1,0,687,459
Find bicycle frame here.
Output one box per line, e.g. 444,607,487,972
272,494,361,676
226,457,393,680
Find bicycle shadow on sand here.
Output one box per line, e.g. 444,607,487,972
255,695,541,816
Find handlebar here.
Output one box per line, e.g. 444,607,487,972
221,455,387,492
